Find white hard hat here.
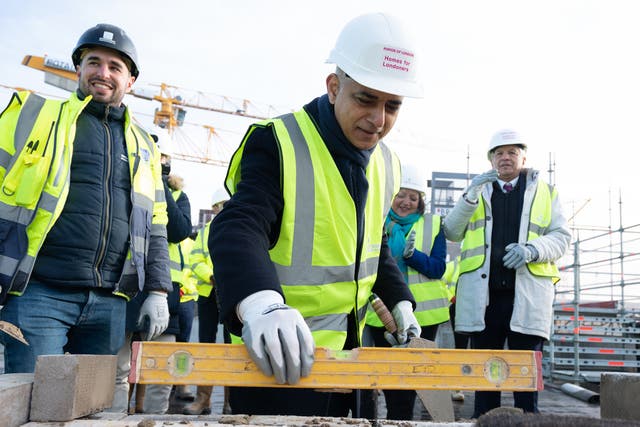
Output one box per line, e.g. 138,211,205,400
154,129,173,157
326,13,423,98
487,129,527,159
400,163,427,195
211,187,229,207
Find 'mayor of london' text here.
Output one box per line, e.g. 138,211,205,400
383,46,414,58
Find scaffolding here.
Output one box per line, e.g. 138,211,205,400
545,190,640,383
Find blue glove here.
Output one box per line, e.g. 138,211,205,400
403,230,416,258
503,243,539,269
466,170,499,202
238,290,315,385
137,291,169,341
384,300,421,346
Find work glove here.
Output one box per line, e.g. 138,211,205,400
403,230,416,258
465,170,499,202
137,291,170,341
385,300,421,346
503,243,539,269
238,290,315,385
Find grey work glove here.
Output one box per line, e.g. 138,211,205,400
403,230,416,258
137,291,169,341
384,300,421,346
503,243,539,269
238,290,315,385
466,170,499,202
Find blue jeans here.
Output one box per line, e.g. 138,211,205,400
0,281,126,373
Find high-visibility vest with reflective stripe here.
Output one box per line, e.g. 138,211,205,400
459,179,560,283
366,214,449,327
190,221,214,297
179,237,198,302
226,110,400,350
443,256,461,302
0,91,168,301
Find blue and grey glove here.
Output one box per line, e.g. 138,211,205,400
503,243,539,269
238,290,315,385
466,170,499,202
137,291,169,341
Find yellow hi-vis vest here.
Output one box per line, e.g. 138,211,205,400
443,256,461,302
178,237,198,303
366,214,449,327
190,221,214,297
0,91,168,301
458,179,561,283
226,110,400,350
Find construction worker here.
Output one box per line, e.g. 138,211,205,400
443,129,570,417
182,187,229,415
363,163,447,420
109,134,193,414
0,23,171,373
209,12,422,417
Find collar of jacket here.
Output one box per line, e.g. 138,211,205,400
76,89,125,122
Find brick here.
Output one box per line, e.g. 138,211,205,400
29,355,117,422
601,373,640,421
0,373,33,427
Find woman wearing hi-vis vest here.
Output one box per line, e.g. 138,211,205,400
363,163,447,421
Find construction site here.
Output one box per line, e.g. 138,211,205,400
0,49,638,426
3,3,640,424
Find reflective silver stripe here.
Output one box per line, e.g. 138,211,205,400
190,249,205,255
169,259,181,271
306,312,348,333
357,304,368,322
8,94,46,172
460,245,484,261
132,235,146,254
415,297,449,312
529,223,545,236
283,113,315,279
151,222,167,237
155,189,165,204
467,218,485,231
378,142,395,215
0,202,34,226
137,193,155,213
38,191,58,214
0,254,19,274
421,217,434,256
0,149,11,171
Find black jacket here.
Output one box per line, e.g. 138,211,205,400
210,94,414,338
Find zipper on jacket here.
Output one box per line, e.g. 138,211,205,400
94,106,112,287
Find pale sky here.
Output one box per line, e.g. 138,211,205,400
2,0,640,300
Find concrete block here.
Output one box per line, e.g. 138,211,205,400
29,354,117,422
601,372,640,421
0,373,34,427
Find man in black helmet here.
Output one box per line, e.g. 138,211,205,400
0,23,172,373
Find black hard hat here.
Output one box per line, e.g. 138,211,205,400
72,23,140,78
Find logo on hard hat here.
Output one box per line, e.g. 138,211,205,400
381,46,414,74
99,31,116,44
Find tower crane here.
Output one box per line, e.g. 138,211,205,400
20,54,289,165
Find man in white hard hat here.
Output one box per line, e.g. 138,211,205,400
210,12,422,416
443,129,570,417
